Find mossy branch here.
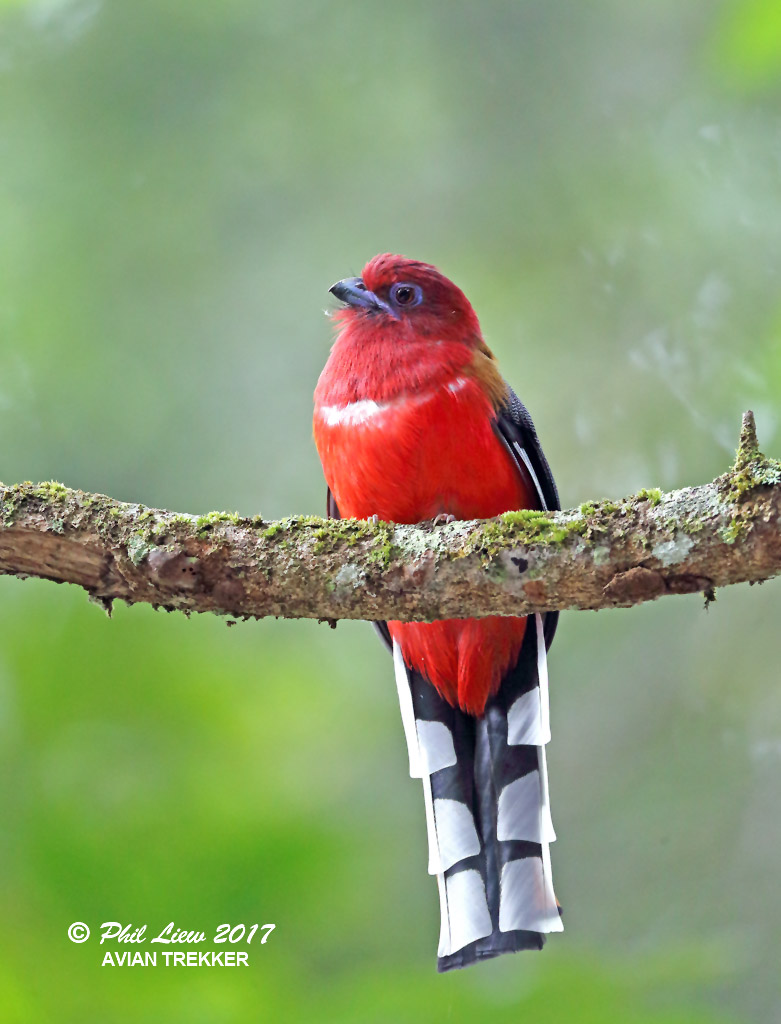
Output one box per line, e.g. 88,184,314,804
1,412,779,622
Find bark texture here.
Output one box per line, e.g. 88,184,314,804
0,413,779,622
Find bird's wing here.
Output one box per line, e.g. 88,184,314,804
492,383,559,650
493,384,559,514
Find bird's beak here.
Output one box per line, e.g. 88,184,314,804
329,277,399,319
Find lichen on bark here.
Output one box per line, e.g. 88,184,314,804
0,412,779,623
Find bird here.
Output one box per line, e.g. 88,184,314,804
312,253,562,971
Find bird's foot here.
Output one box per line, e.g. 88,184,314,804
432,513,456,527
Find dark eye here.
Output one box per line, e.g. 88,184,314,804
390,282,423,308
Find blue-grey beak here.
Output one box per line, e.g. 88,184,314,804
329,277,398,319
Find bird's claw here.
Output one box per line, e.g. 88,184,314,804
432,513,456,527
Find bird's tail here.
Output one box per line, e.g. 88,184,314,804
393,613,562,972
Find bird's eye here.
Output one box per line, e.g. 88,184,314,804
390,282,423,308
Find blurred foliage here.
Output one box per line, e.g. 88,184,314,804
710,0,781,93
1,0,780,1021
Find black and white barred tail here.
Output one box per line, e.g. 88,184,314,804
393,613,562,971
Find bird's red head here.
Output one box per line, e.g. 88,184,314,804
330,253,482,343
319,253,506,408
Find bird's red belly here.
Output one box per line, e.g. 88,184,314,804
313,380,536,715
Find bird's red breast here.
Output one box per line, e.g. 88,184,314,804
313,254,539,715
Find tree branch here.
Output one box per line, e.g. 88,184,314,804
1,412,779,622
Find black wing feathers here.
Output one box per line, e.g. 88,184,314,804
492,383,559,650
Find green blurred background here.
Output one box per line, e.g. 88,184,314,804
1,0,780,1021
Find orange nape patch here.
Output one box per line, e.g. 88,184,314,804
464,346,509,410
388,616,528,717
